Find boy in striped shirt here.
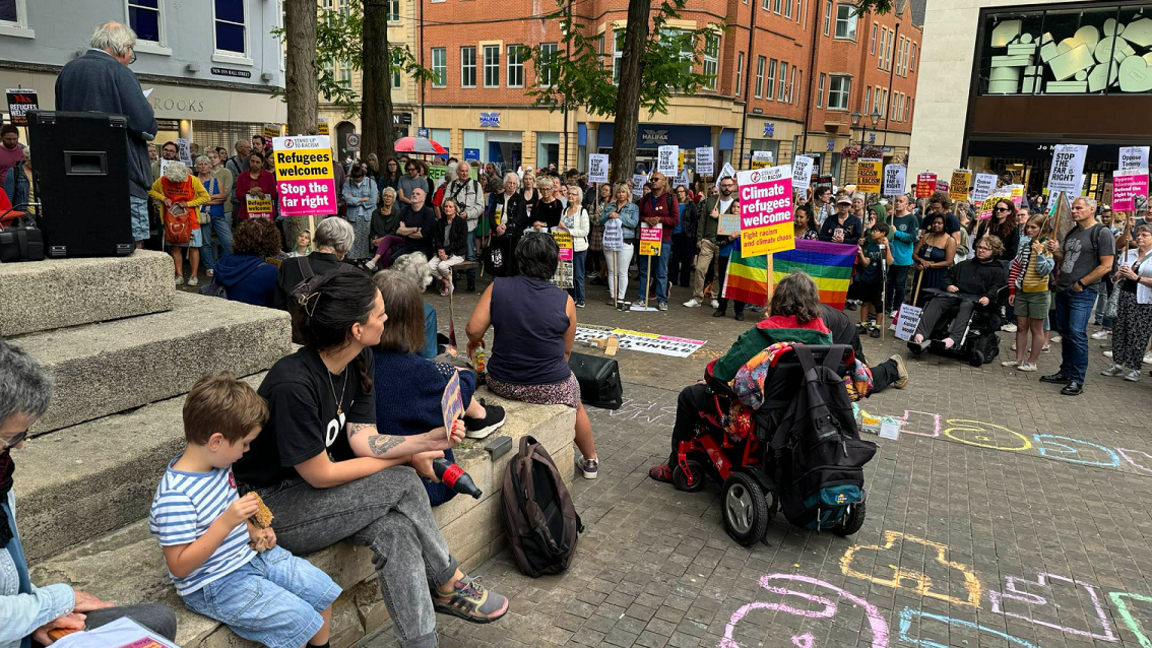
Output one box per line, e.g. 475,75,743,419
149,372,340,648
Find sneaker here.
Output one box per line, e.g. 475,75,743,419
1144,352,1152,366
1091,329,1110,340
658,302,668,311
1011,342,1017,352
1042,344,1050,352
890,354,909,389
582,457,599,479
206,269,214,278
174,275,185,286
869,324,881,338
576,301,585,309
464,400,506,440
1001,322,1017,333
711,299,720,309
1101,364,1125,377
1104,350,1114,359
187,276,199,287
683,298,702,308
1017,363,1038,372
1050,335,1062,343
1001,360,1020,367
1125,369,1141,382
432,576,509,624
889,321,898,331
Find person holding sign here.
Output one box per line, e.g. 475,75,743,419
684,176,739,310
850,223,893,338
599,183,639,306
234,153,277,221
818,196,862,243
635,172,679,310
669,185,699,289
561,185,591,308
886,194,920,315
1101,224,1152,382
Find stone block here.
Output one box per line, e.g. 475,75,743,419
0,250,174,337
19,292,292,435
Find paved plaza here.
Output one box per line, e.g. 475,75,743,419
362,279,1152,648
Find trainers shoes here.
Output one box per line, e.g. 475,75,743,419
1104,350,1114,359
187,276,199,287
1017,363,1038,372
868,324,881,338
683,298,702,308
711,299,720,309
1091,329,1110,340
582,457,599,479
1050,335,1062,343
1101,364,1125,377
576,301,585,308
1001,322,1017,333
890,354,909,389
1125,369,1141,382
174,275,185,286
1001,360,1020,367
464,400,506,440
658,302,668,311
1144,351,1152,365
432,576,509,624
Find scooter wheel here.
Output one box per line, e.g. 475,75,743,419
672,460,707,492
721,472,773,546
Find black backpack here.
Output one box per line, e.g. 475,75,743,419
768,346,876,531
501,436,583,577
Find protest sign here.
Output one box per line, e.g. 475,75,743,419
246,195,274,219
915,172,937,198
632,172,647,196
639,224,662,256
894,304,922,341
695,147,714,176
176,138,192,166
657,145,679,175
5,88,37,126
271,135,337,217
716,162,736,186
718,210,740,236
882,164,906,196
588,154,609,183
751,151,772,169
674,168,689,188
971,173,997,203
1047,144,1087,197
737,165,795,257
264,123,281,141
949,169,972,202
551,229,574,289
1009,184,1025,206
54,617,180,648
317,118,329,135
1120,146,1149,171
574,325,706,358
792,156,814,194
441,371,463,438
1112,168,1149,211
856,158,882,193
935,179,949,194
602,217,624,251
978,193,1006,220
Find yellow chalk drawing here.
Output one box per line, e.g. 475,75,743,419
943,419,1032,452
840,530,983,607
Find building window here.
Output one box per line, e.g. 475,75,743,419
735,51,744,96
483,44,499,87
766,59,777,101
0,0,33,37
864,85,871,112
540,41,558,87
461,46,476,88
907,97,913,122
822,0,832,35
827,75,850,110
834,4,857,40
881,88,888,117
777,61,788,101
338,62,351,89
213,0,247,57
391,50,401,89
703,33,719,90
874,86,882,113
755,56,765,98
897,36,905,75
909,43,916,72
431,47,446,87
789,67,798,103
885,31,894,70
507,45,524,88
816,73,825,107
612,31,625,84
387,0,399,21
869,22,876,54
794,0,801,21
128,0,162,43
773,0,782,14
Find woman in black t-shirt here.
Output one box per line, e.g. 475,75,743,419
233,272,509,641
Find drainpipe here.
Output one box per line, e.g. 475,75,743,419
737,2,759,167
800,0,821,170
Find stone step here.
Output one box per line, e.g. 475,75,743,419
28,393,576,648
0,250,175,337
15,291,292,436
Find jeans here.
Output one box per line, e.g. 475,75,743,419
464,231,478,290
670,232,696,286
569,249,587,304
199,212,234,271
636,240,671,304
1094,280,1115,328
885,264,911,313
1054,288,1095,384
257,467,459,648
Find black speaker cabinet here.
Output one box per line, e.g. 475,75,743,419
27,110,135,257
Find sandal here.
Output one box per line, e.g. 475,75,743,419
648,464,673,483
432,576,509,624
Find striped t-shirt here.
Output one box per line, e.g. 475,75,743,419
148,459,256,596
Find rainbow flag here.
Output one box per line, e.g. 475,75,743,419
722,245,769,307
773,239,856,309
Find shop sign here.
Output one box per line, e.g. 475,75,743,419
210,67,251,79
149,95,206,114
464,148,480,162
156,118,180,131
417,127,430,138
393,113,412,125
752,108,764,115
763,123,775,137
640,129,670,145
868,133,876,144
479,112,500,127
826,139,835,151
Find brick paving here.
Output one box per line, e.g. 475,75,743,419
361,277,1152,648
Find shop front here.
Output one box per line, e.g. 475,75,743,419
584,122,735,175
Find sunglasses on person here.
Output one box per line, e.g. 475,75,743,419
995,207,1010,212
1,429,28,451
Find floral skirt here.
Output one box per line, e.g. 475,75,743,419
487,371,581,409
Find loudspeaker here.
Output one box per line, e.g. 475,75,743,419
27,110,135,257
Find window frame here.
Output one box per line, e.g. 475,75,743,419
784,0,792,18
822,0,832,35
865,85,871,113
211,0,251,65
789,66,798,104
869,22,877,54
816,72,825,108
611,31,625,85
735,51,744,97
827,74,850,111
540,41,558,87
702,33,719,90
766,59,777,102
0,0,34,39
773,0,782,14
338,61,352,89
126,0,171,55
507,44,524,88
777,61,788,102
909,42,916,72
391,49,401,89
755,56,765,98
387,0,400,21
431,47,447,87
460,45,477,88
834,3,857,40
482,44,500,88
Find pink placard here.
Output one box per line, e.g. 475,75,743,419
277,178,338,217
1113,171,1149,211
559,248,573,261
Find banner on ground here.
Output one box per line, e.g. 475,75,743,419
882,164,906,197
792,155,814,195
773,239,856,309
737,165,794,257
1120,146,1149,172
948,169,972,202
639,224,662,255
271,135,337,217
695,147,714,177
1112,168,1149,211
751,151,772,169
588,154,609,183
574,325,706,358
722,244,769,307
915,172,937,199
5,88,37,126
971,173,997,203
1047,144,1087,198
856,158,882,193
657,145,679,175
551,229,574,289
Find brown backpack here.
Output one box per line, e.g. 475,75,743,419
500,435,583,577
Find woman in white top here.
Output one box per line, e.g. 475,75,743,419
561,184,591,307
1102,224,1152,381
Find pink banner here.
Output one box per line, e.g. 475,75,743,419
278,178,338,217
1113,171,1149,211
559,248,573,261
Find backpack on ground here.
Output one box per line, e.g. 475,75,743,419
199,281,228,299
768,345,876,532
501,435,583,577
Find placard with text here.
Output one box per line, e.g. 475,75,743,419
737,165,794,257
272,135,337,217
855,158,882,193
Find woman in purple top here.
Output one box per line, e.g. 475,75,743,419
465,233,599,479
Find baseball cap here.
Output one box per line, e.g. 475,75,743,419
836,196,853,205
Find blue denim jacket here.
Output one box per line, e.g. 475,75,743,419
598,201,639,239
342,178,378,223
1,491,75,648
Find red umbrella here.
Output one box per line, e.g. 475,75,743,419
395,136,448,156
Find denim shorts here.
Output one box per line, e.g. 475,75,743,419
182,546,341,648
129,196,150,242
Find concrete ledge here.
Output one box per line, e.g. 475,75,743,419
29,392,576,648
0,250,175,337
17,292,292,435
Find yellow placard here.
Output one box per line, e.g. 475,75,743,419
949,169,972,202
246,196,273,217
741,223,795,257
640,239,661,255
264,123,281,141
318,118,330,135
855,158,882,194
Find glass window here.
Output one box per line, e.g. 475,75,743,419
784,0,792,18
128,0,161,43
766,59,777,101
870,22,876,54
822,0,832,35
777,61,788,101
431,47,446,87
755,56,765,98
885,30,894,69
835,4,857,40
507,45,524,88
773,0,782,14
909,43,916,72
877,28,886,69
387,0,399,21
864,86,870,113
540,42,558,86
791,67,799,103
392,50,401,89
828,75,850,110
214,0,246,55
338,62,351,88
0,0,17,23
874,86,882,112
762,0,769,10
612,31,625,84
483,44,499,88
703,33,719,90
816,72,825,107
461,46,476,88
735,51,744,96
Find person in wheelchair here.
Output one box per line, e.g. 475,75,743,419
909,235,1007,354
649,272,832,484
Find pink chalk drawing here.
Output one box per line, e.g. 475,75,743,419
1118,448,1152,475
719,574,890,648
988,572,1117,641
899,410,941,438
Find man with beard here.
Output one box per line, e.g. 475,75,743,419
684,176,738,313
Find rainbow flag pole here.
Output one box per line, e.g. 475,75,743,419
772,239,857,310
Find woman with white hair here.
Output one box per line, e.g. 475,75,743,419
272,216,359,310
149,161,210,285
532,177,563,230
484,172,528,277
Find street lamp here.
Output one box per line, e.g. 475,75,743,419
851,108,883,149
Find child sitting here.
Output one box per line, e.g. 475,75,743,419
850,223,893,338
149,372,340,648
287,230,312,258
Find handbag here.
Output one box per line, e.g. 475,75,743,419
198,177,217,225
0,216,45,262
568,352,623,410
164,205,194,245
